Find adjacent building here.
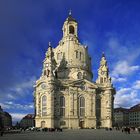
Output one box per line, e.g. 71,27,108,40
34,12,116,129
114,104,140,127
20,114,35,128
0,106,12,128
3,112,12,127
0,106,4,128
129,104,140,127
114,107,129,127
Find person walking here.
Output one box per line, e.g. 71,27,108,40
0,127,4,136
138,128,140,134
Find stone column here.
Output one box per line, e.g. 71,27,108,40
92,93,96,117
104,89,113,128
74,93,78,116
46,81,55,128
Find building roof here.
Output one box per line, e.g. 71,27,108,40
0,105,3,111
67,15,77,22
23,114,34,119
4,112,12,117
114,107,129,113
114,103,140,113
129,103,140,112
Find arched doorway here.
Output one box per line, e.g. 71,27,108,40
41,121,46,128
79,120,84,129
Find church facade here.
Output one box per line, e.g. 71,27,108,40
34,13,116,129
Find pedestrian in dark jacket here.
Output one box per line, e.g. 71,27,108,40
0,127,4,136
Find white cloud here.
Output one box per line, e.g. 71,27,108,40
107,36,140,87
7,94,16,100
0,102,34,123
9,76,36,94
111,60,140,84
117,88,131,95
0,102,34,110
112,77,127,83
114,79,140,108
0,103,11,109
114,87,140,108
0,76,37,102
107,36,140,63
10,113,27,122
112,60,139,77
133,80,140,89
114,80,140,107
108,37,121,50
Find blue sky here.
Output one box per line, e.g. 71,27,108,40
0,0,140,123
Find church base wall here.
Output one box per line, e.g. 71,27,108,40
68,118,79,129
35,117,54,128
84,118,97,128
100,119,112,128
35,117,112,129
55,117,97,129
55,117,79,129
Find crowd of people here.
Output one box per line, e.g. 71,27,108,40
1,126,140,137
0,127,4,136
114,126,140,134
0,126,63,137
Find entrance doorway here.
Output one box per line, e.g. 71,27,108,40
79,121,84,129
41,121,46,128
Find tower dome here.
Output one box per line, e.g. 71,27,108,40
53,12,93,81
62,11,78,39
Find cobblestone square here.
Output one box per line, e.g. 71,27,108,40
1,129,140,140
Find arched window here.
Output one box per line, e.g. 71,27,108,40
83,72,86,79
80,52,82,60
75,51,78,58
79,96,85,117
44,70,46,76
77,72,82,79
104,78,106,82
60,96,65,116
57,53,61,60
42,95,47,116
100,77,103,83
69,25,75,34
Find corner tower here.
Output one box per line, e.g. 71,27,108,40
34,43,56,128
96,53,115,128
96,52,111,85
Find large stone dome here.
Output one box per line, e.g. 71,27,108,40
53,14,93,81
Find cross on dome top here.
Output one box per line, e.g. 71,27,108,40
69,9,72,16
48,42,51,47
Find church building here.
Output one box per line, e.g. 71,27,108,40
34,12,116,129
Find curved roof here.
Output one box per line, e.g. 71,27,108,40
67,15,77,22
